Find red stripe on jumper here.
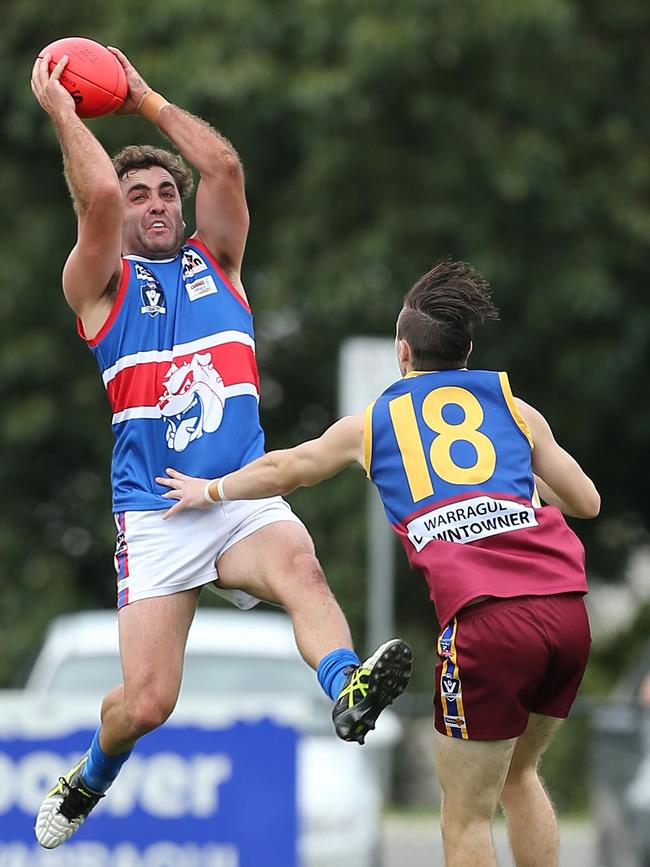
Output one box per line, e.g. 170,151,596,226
78,259,131,347
106,342,260,413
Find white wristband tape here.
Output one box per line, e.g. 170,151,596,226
217,476,229,502
204,479,219,504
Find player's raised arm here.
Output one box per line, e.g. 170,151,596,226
109,47,250,291
157,414,365,518
31,53,124,327
515,398,600,518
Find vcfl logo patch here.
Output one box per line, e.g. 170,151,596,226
136,263,166,316
441,675,460,700
142,286,165,314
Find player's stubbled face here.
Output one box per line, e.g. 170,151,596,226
121,166,185,259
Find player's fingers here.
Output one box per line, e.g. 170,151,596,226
50,55,69,81
32,54,49,89
155,475,176,489
30,56,43,84
107,46,131,68
161,490,182,500
163,501,185,520
165,467,189,481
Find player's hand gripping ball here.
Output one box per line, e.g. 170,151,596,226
38,37,127,118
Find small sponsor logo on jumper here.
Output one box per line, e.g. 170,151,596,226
182,248,209,279
444,714,466,729
185,275,219,301
407,495,538,551
441,675,460,700
134,263,150,280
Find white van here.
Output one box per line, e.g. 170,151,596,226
23,608,400,867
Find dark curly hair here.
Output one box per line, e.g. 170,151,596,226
397,259,500,370
112,144,194,200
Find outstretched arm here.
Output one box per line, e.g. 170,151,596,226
516,398,600,518
31,54,123,329
109,47,249,289
157,415,365,518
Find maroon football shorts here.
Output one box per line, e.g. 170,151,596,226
433,593,591,740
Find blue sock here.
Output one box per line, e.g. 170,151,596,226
81,728,132,794
317,648,360,700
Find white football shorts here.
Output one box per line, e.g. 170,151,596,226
113,496,304,609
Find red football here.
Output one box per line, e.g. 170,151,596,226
38,36,127,118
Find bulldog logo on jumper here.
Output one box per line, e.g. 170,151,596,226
158,353,226,452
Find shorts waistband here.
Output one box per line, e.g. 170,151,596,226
455,592,583,623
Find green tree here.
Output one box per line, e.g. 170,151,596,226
0,0,648,687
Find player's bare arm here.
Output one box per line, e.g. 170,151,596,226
157,414,365,519
516,398,600,518
31,54,123,333
109,47,250,289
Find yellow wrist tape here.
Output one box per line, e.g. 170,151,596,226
204,479,220,504
137,90,170,123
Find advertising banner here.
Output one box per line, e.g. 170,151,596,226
0,718,298,867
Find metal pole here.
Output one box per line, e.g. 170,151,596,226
366,485,395,653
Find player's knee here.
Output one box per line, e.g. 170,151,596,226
265,550,331,610
441,811,492,847
128,692,177,737
501,766,542,805
441,793,495,831
292,551,327,587
290,552,330,595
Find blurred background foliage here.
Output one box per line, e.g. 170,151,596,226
1,0,649,805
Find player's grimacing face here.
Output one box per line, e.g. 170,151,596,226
120,166,185,258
